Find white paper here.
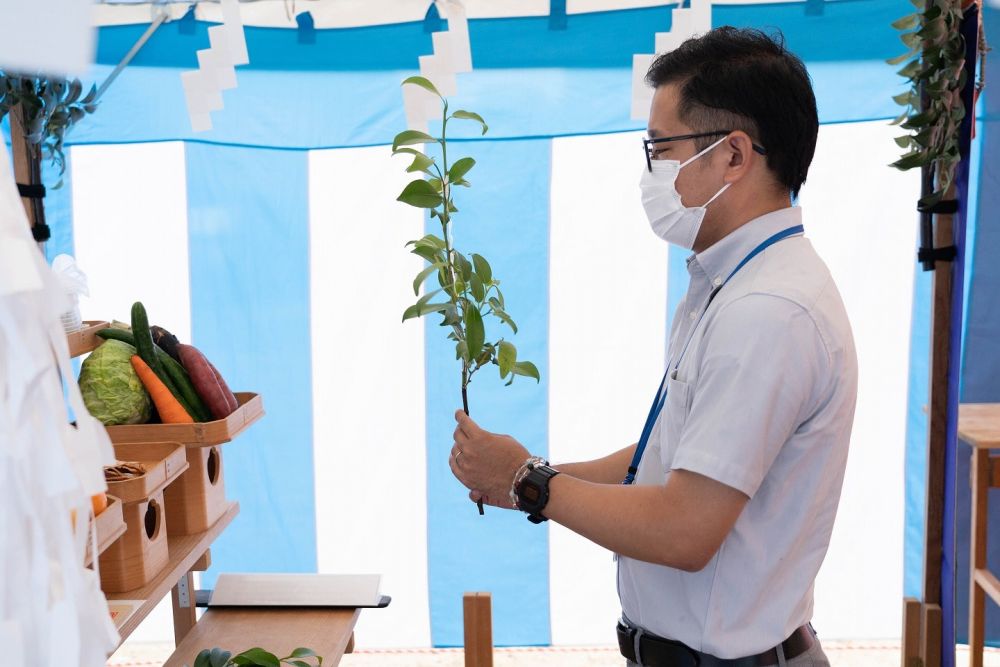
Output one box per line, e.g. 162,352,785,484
0,0,93,75
631,54,655,120
198,45,238,91
438,1,473,72
0,236,44,296
181,70,224,114
220,0,250,65
419,54,458,97
210,573,383,607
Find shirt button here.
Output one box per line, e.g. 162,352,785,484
689,311,697,321
713,277,723,287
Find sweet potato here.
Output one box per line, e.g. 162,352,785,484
177,344,237,420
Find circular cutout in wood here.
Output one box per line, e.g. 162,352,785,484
144,499,162,541
207,447,221,486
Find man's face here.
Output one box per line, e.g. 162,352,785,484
646,83,728,213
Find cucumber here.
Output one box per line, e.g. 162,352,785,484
129,303,201,423
97,327,212,421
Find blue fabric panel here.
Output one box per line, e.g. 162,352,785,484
184,143,317,586
956,3,1000,648
63,60,899,152
423,139,551,647
42,153,75,263
903,260,931,600
94,1,903,72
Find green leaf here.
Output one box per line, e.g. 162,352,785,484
472,254,493,284
465,307,485,361
209,648,232,667
455,252,474,283
892,91,915,106
451,110,488,135
392,130,436,151
471,274,486,302
234,648,281,667
493,308,518,334
894,135,913,148
511,360,541,383
194,650,213,667
887,50,918,66
397,179,443,209
416,288,444,308
286,661,313,667
407,152,436,173
402,301,450,322
406,234,447,250
456,340,469,361
413,262,446,295
498,340,517,378
891,14,920,30
448,157,476,183
288,650,319,660
402,75,442,98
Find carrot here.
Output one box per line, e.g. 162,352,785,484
130,355,194,424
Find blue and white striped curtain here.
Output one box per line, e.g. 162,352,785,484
19,0,956,648
58,119,918,647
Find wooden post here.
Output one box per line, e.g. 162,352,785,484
463,592,493,667
7,100,46,249
171,571,197,646
922,604,943,667
969,448,990,667
903,597,923,667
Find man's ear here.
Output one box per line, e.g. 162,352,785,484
723,132,758,182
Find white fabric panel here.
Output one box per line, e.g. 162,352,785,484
70,141,190,646
548,131,668,645
94,0,742,28
308,145,430,648
801,120,918,639
72,142,192,345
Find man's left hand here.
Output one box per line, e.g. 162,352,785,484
450,409,530,510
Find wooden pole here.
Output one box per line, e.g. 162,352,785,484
7,99,47,251
463,592,493,667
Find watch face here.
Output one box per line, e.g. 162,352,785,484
522,486,540,503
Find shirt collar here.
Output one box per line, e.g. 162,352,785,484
688,206,803,287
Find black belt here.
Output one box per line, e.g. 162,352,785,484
617,620,815,667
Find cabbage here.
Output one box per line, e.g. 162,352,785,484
79,339,151,425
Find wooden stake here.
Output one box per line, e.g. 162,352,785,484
463,592,493,667
902,598,923,667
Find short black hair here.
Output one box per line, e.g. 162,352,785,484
645,27,818,196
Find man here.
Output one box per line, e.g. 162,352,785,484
448,27,857,667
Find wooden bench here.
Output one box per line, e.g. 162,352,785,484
164,607,360,667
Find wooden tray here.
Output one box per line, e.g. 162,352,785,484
86,494,127,567
105,393,264,447
106,442,189,504
67,320,110,358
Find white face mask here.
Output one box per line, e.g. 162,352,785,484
640,136,731,249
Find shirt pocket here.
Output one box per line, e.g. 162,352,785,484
658,374,692,470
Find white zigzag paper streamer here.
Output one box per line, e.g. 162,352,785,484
631,0,712,120
182,0,249,132
404,0,473,135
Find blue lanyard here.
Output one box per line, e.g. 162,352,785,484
621,224,804,485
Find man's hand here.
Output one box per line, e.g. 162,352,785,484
450,410,531,510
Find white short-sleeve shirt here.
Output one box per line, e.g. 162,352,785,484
617,206,858,658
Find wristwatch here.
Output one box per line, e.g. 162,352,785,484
515,462,561,524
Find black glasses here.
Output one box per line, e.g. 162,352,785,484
643,130,767,172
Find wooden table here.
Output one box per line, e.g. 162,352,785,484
163,608,360,667
958,403,1000,667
